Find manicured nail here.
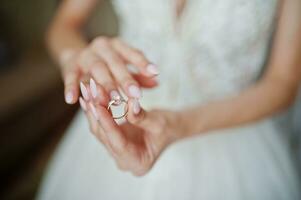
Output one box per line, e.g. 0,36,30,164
146,64,159,75
89,103,98,120
128,85,142,98
80,82,89,101
65,91,73,104
133,99,141,114
79,97,87,111
110,90,120,100
90,78,98,98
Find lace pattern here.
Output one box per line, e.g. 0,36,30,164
112,0,278,108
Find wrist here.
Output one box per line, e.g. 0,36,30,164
176,108,207,139
166,110,194,143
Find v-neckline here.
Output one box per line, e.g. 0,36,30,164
175,0,188,20
172,0,189,34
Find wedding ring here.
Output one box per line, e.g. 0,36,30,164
107,96,128,119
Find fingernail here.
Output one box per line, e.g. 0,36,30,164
128,85,142,98
65,91,73,104
79,97,87,111
90,78,98,98
146,64,159,75
110,90,120,100
80,82,89,101
89,103,98,120
133,99,141,114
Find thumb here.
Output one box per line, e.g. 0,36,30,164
126,99,151,128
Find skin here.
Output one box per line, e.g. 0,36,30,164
47,0,301,176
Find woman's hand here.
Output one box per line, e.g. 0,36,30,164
78,84,185,176
60,37,159,104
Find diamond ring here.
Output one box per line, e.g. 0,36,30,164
107,96,128,119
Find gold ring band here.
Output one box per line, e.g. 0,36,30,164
107,98,128,119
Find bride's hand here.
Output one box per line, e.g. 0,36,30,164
60,37,159,104
79,87,185,176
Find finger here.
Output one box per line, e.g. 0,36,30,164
78,49,117,95
79,82,92,101
63,67,81,104
126,98,152,129
77,49,121,99
80,81,108,106
85,104,117,157
79,97,87,112
89,78,110,106
87,60,121,99
86,109,102,140
111,38,159,77
91,38,142,99
77,49,99,73
132,74,159,88
92,103,128,154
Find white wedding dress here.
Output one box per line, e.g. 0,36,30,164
37,0,301,199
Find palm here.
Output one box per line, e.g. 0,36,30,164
119,122,158,172
85,99,175,176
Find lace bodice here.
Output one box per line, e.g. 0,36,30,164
112,0,279,109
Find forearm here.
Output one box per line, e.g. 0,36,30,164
180,78,298,137
46,0,99,66
178,0,301,138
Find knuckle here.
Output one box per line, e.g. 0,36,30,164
92,37,110,48
77,50,90,65
110,55,124,66
79,49,90,58
111,37,121,45
132,50,147,64
101,82,115,91
89,61,106,71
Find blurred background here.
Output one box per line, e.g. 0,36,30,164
0,1,300,200
0,0,117,199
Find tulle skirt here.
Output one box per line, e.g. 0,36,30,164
37,110,301,200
